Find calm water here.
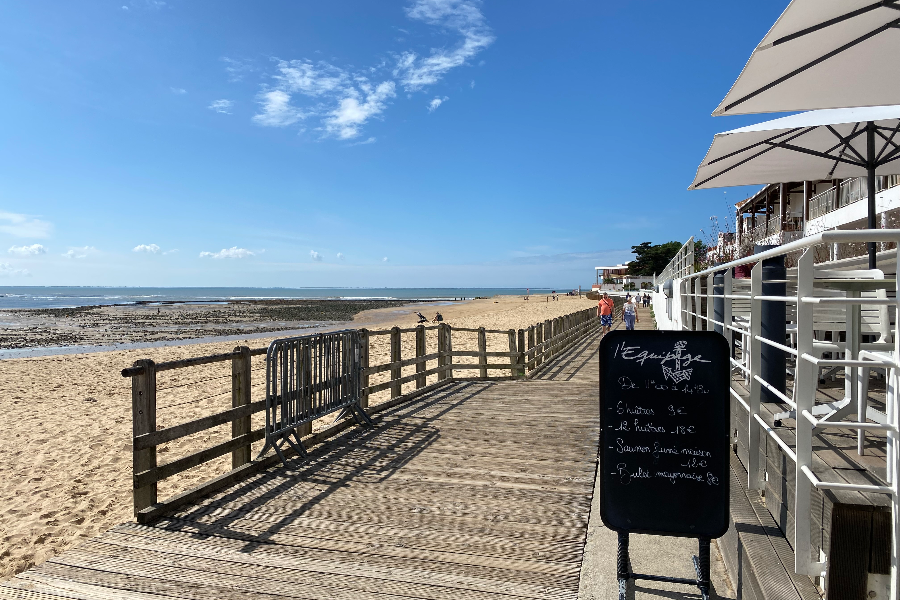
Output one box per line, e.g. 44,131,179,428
0,287,553,310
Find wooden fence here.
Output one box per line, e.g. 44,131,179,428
122,303,619,523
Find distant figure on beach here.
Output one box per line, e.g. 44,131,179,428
432,312,443,323
525,288,529,301
598,293,614,335
415,311,428,323
623,296,639,330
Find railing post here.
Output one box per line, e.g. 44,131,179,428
544,319,551,359
445,324,453,379
415,325,426,389
390,326,401,398
231,346,252,469
723,269,733,356
300,340,312,435
748,262,764,490
359,328,369,408
517,328,526,378
535,322,544,367
437,325,447,381
527,325,535,371
477,327,487,378
508,329,517,377
132,359,157,516
794,248,822,577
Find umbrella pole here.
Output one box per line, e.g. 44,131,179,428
867,121,876,270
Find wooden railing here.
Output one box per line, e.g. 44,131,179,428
122,305,611,523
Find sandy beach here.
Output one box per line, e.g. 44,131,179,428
0,293,597,581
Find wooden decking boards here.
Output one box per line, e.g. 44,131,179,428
1,331,606,600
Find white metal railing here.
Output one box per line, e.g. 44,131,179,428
656,236,695,285
658,230,900,598
809,176,900,221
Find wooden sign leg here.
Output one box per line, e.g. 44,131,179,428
617,531,630,600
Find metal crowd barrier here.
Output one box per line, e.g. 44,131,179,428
259,329,372,465
656,230,900,598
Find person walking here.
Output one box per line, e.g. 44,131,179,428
623,296,639,330
598,292,614,335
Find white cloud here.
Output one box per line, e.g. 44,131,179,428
222,57,256,82
62,246,97,259
428,96,448,112
275,59,348,97
0,263,29,277
336,252,345,260
383,256,389,262
325,81,396,139
199,247,254,259
0,211,53,238
349,137,377,146
163,248,179,255
310,250,323,261
8,244,46,256
133,243,160,253
470,80,475,88
208,99,234,114
396,0,494,91
251,90,306,127
170,87,187,95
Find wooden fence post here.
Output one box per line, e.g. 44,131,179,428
416,325,426,389
438,324,448,381
231,346,252,469
517,329,526,378
535,322,544,367
544,320,551,360
390,326,401,398
132,359,157,516
359,329,369,408
508,329,517,377
527,326,535,371
445,324,453,379
478,327,487,378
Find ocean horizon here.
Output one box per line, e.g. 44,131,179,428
0,286,564,310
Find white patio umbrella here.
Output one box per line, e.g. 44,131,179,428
713,0,900,117
690,105,900,266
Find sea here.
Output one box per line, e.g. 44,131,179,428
0,287,555,310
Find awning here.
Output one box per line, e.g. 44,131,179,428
713,0,900,116
689,105,900,190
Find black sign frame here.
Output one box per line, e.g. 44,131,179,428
599,330,730,539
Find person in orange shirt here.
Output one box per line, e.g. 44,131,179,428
598,293,614,335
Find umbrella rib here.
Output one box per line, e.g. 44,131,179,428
720,17,900,115
694,129,813,188
766,141,867,167
825,125,868,164
706,128,807,167
771,1,894,46
874,122,900,163
828,123,862,176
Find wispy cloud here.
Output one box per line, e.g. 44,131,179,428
310,250,323,261
170,87,187,95
133,243,160,253
163,248,179,255
62,246,97,259
222,57,256,82
383,256,389,262
243,0,492,140
0,211,53,238
427,96,448,112
252,90,306,127
8,244,46,256
0,263,29,277
199,246,254,259
396,0,494,91
337,252,345,260
208,99,234,114
349,136,377,146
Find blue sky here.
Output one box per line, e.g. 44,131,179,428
0,0,782,288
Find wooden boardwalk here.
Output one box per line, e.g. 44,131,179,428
1,331,605,600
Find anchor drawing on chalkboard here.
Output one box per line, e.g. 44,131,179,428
662,341,693,384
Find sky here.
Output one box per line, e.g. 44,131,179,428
0,0,785,288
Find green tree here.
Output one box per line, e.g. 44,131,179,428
626,241,683,276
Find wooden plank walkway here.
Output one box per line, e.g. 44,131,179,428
0,331,605,600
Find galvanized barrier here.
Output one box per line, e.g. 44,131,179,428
260,329,372,465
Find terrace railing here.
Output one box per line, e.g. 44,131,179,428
665,230,900,598
122,305,611,524
809,176,900,221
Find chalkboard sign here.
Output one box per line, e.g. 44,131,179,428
599,330,729,539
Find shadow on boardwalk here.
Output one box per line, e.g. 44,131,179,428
1,332,604,600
